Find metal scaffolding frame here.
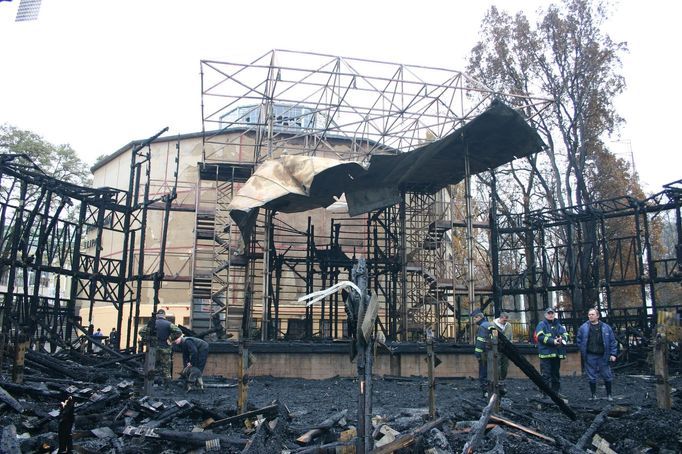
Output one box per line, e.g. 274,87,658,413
197,50,680,345
0,128,179,355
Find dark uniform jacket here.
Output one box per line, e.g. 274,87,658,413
534,319,569,359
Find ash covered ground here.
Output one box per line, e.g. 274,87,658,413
7,367,679,453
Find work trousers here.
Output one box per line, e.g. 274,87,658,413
157,347,172,379
540,357,562,392
499,354,509,380
478,353,488,390
585,353,613,383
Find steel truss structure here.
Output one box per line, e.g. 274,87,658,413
198,50,680,344
0,128,178,353
493,180,682,341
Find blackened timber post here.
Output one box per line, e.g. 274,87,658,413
633,205,648,333
399,191,407,341
353,258,374,453
426,331,436,420
640,204,658,328
87,196,107,325
599,216,613,314
490,172,501,317
261,209,272,341
66,201,87,342
132,147,152,352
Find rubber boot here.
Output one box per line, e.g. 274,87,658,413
589,382,597,400
605,381,613,401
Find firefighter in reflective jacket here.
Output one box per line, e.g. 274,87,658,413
534,307,569,394
472,309,495,397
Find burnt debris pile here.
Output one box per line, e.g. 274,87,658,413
1,346,681,454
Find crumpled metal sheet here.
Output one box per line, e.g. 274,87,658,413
229,100,545,241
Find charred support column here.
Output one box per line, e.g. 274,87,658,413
486,329,500,412
654,327,672,409
261,209,273,341
490,172,501,317
237,342,250,413
142,314,157,396
11,334,28,384
464,149,475,342
426,329,436,420
353,258,374,453
399,192,407,341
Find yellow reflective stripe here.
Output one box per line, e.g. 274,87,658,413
476,336,487,342
475,348,484,352
539,353,558,358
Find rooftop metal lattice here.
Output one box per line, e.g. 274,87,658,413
200,49,552,164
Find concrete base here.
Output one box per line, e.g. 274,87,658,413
173,341,581,380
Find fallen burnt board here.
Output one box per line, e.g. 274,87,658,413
0,363,680,453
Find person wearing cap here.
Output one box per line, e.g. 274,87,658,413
576,308,618,401
534,307,569,395
172,333,209,390
139,308,174,383
471,309,494,397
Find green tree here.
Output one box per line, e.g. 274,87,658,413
0,124,91,187
467,0,641,313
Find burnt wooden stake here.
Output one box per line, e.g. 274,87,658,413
654,332,672,410
461,393,498,454
237,342,249,413
12,335,28,384
487,328,500,412
58,396,75,453
427,336,436,420
369,416,449,454
296,409,348,445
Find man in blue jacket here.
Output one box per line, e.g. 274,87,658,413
576,308,618,401
535,308,569,395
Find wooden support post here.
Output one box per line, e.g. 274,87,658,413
58,396,75,454
0,333,6,371
142,343,157,396
487,329,499,412
654,332,671,410
461,393,499,454
427,336,436,420
237,343,249,414
12,335,29,384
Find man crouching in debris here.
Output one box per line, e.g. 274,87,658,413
171,331,209,391
472,309,494,398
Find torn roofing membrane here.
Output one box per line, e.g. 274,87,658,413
228,99,545,242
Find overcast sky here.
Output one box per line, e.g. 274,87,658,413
1,0,679,193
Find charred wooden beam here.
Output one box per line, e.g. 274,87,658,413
489,414,554,443
296,409,348,445
369,415,449,454
498,332,577,420
208,402,282,429
574,405,612,451
0,384,24,413
461,393,498,454
143,401,193,429
58,396,75,454
25,350,86,380
94,352,145,368
123,426,248,449
0,380,63,399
